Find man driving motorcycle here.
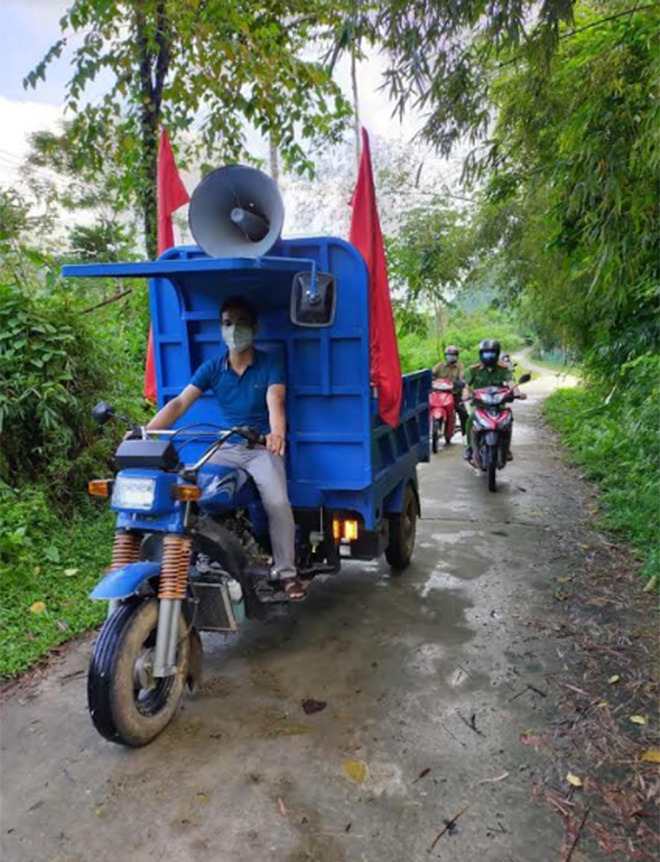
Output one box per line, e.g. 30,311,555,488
144,295,307,601
464,339,519,463
432,345,468,435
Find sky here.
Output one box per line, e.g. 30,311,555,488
0,0,465,236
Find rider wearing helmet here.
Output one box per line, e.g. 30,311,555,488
463,339,514,462
432,345,468,435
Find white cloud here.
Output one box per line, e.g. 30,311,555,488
0,96,62,185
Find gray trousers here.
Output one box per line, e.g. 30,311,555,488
208,445,296,579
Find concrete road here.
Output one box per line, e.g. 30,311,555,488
1,371,585,862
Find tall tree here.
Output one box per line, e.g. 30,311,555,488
469,2,659,367
25,0,352,258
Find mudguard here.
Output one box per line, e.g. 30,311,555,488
485,432,499,446
89,562,160,601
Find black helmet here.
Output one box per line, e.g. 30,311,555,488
479,339,501,368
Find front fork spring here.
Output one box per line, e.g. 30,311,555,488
110,531,141,570
158,535,191,600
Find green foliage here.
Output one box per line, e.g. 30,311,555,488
0,278,149,501
25,0,353,255
374,0,576,154
543,354,660,581
397,307,525,373
0,486,110,678
472,2,659,368
387,203,472,312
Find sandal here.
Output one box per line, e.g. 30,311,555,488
283,577,308,602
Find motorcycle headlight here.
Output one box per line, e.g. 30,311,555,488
111,476,156,511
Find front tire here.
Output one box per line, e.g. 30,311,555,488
386,484,418,571
88,599,190,747
487,446,498,492
431,419,441,454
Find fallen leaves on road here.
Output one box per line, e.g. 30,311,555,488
413,767,431,784
629,715,647,726
607,674,620,684
272,725,312,736
566,773,583,788
343,760,367,784
428,803,470,852
470,771,509,789
640,749,660,764
277,797,288,817
301,698,327,715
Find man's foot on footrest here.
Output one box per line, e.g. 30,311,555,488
283,577,308,602
463,446,473,462
506,450,513,461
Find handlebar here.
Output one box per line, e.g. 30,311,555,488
135,425,267,446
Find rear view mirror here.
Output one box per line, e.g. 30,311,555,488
92,402,115,425
291,271,336,327
518,373,531,384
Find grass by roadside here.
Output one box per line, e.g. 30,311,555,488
0,488,111,679
530,354,581,375
543,375,659,584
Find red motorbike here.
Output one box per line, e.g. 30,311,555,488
429,378,463,453
470,373,530,491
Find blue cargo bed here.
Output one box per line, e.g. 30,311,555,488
63,237,430,528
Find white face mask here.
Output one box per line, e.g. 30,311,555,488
222,324,253,353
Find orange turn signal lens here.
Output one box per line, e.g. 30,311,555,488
343,519,359,542
332,517,360,542
88,479,112,498
173,484,202,502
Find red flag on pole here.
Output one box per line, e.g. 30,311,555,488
143,129,190,402
349,128,402,427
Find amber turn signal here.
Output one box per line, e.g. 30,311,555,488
88,479,113,498
343,519,359,541
173,484,202,502
332,517,359,542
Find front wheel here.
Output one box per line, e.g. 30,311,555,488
487,446,498,492
431,419,441,454
88,599,190,747
386,484,418,571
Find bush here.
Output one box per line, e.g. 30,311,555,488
397,307,526,373
543,353,660,581
0,485,112,677
0,280,150,503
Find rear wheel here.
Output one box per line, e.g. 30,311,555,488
88,599,190,747
386,484,418,571
431,419,441,454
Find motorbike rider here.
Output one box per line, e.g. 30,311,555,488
144,295,307,601
501,353,515,373
432,345,468,435
464,339,523,463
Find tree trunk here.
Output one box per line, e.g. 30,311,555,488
351,43,360,172
269,130,280,184
135,1,171,261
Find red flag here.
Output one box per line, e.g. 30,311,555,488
349,128,402,427
143,129,190,401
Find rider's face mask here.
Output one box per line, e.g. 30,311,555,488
446,354,458,365
222,323,254,353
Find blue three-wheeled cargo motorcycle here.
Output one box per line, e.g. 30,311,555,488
64,166,430,746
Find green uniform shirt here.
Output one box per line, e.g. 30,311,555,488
432,360,464,382
467,362,512,389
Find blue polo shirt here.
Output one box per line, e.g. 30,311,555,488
190,349,285,434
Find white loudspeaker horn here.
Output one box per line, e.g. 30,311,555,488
188,165,284,259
